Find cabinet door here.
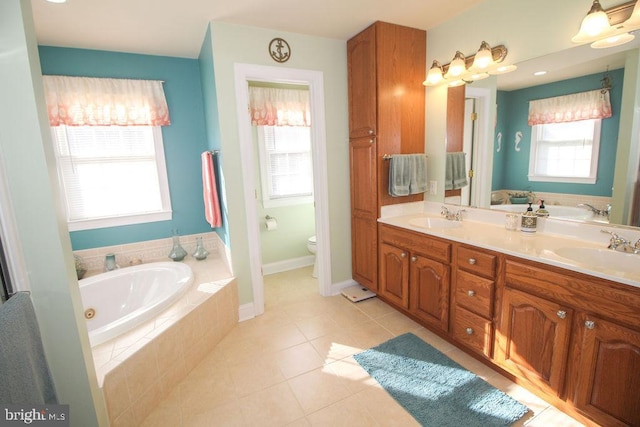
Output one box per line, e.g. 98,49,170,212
409,255,450,332
352,214,377,291
495,288,573,398
379,242,409,308
574,314,640,427
347,25,376,139
349,136,377,215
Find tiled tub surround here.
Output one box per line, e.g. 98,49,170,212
74,233,239,426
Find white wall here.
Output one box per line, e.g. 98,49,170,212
208,22,350,304
0,1,107,425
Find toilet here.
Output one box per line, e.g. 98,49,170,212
307,235,318,278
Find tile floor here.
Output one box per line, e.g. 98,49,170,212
141,266,587,426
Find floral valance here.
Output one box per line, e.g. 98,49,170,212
43,75,170,127
528,89,611,126
249,86,310,127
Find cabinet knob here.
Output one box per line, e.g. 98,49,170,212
465,327,474,335
467,290,475,297
585,320,595,329
400,252,407,258
557,310,567,319
368,129,374,135
468,258,477,265
411,256,417,263
369,138,375,144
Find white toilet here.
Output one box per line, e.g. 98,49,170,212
307,235,318,278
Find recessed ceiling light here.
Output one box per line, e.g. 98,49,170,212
534,71,547,76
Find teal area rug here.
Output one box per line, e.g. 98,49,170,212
354,333,529,427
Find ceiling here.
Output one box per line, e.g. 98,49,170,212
29,0,486,58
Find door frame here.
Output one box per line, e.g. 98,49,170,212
465,86,493,208
234,63,332,317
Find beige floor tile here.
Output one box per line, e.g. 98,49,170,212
295,313,342,341
306,394,378,427
485,374,552,418
374,310,423,336
187,400,246,427
309,330,365,363
324,356,380,394
341,319,395,349
228,356,286,397
352,296,396,319
239,382,305,427
356,387,422,427
139,404,181,427
287,366,353,414
276,342,325,379
524,406,587,426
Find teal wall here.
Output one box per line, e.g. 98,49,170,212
38,46,219,250
197,26,229,246
494,68,624,197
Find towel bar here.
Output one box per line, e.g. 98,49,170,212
383,154,428,160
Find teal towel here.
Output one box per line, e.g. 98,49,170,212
446,152,468,190
0,293,58,404
389,154,428,197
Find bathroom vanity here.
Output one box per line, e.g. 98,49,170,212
376,204,640,427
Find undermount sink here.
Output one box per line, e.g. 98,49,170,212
408,217,462,229
552,247,638,274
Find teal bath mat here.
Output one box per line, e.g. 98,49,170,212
354,333,529,426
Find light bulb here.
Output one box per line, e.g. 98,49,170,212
445,52,467,79
471,42,493,70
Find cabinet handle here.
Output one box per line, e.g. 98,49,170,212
368,129,374,135
557,310,567,319
468,258,477,265
465,327,474,335
400,252,407,258
585,320,595,329
411,256,417,263
467,290,475,297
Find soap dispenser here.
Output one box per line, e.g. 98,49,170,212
535,200,550,218
521,203,537,233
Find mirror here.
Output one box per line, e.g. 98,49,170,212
450,39,640,228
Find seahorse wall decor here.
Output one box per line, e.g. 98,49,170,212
514,131,523,152
496,132,502,152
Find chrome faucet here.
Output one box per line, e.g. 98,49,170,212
578,203,610,218
600,230,639,253
441,206,466,221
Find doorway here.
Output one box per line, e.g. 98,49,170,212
464,86,493,208
234,64,332,318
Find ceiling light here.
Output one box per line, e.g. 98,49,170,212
572,0,612,43
423,60,444,86
445,51,467,79
533,71,547,76
471,42,494,70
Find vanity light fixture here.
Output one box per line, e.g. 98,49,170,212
572,0,640,48
423,42,515,87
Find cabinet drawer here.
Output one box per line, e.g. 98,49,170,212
452,306,493,358
457,246,496,279
456,270,494,319
379,224,451,264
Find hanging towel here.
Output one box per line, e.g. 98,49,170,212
0,292,58,404
202,151,222,228
446,152,468,190
389,154,428,197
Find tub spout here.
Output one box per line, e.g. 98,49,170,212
104,253,120,272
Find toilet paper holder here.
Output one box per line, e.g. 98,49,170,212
265,215,278,231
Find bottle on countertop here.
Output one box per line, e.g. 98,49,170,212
521,202,537,233
535,200,550,218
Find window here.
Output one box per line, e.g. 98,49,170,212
257,126,313,208
51,125,172,231
528,119,601,184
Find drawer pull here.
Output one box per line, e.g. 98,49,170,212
369,138,375,144
400,252,407,258
467,290,475,297
557,310,567,319
411,256,417,263
465,327,474,335
468,258,477,265
585,320,595,329
368,129,374,135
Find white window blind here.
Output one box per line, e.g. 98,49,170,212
528,119,601,184
257,126,313,208
51,125,172,231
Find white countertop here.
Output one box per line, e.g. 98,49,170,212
379,202,640,289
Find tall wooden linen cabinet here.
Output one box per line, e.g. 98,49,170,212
347,22,426,291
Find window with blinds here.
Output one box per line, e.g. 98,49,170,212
257,126,313,208
51,125,172,231
528,119,601,184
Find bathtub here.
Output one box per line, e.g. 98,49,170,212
79,262,194,347
490,204,595,221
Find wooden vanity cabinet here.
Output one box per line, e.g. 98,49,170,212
451,245,498,358
378,224,451,332
347,21,426,292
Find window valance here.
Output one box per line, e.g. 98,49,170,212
528,89,611,126
249,86,310,127
43,76,170,127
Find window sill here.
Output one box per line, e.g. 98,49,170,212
67,211,172,232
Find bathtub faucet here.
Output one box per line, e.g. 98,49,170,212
104,253,120,272
577,203,610,218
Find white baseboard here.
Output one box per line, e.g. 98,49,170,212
238,303,256,322
262,255,315,276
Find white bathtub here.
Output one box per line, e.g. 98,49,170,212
79,262,194,347
490,204,595,220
